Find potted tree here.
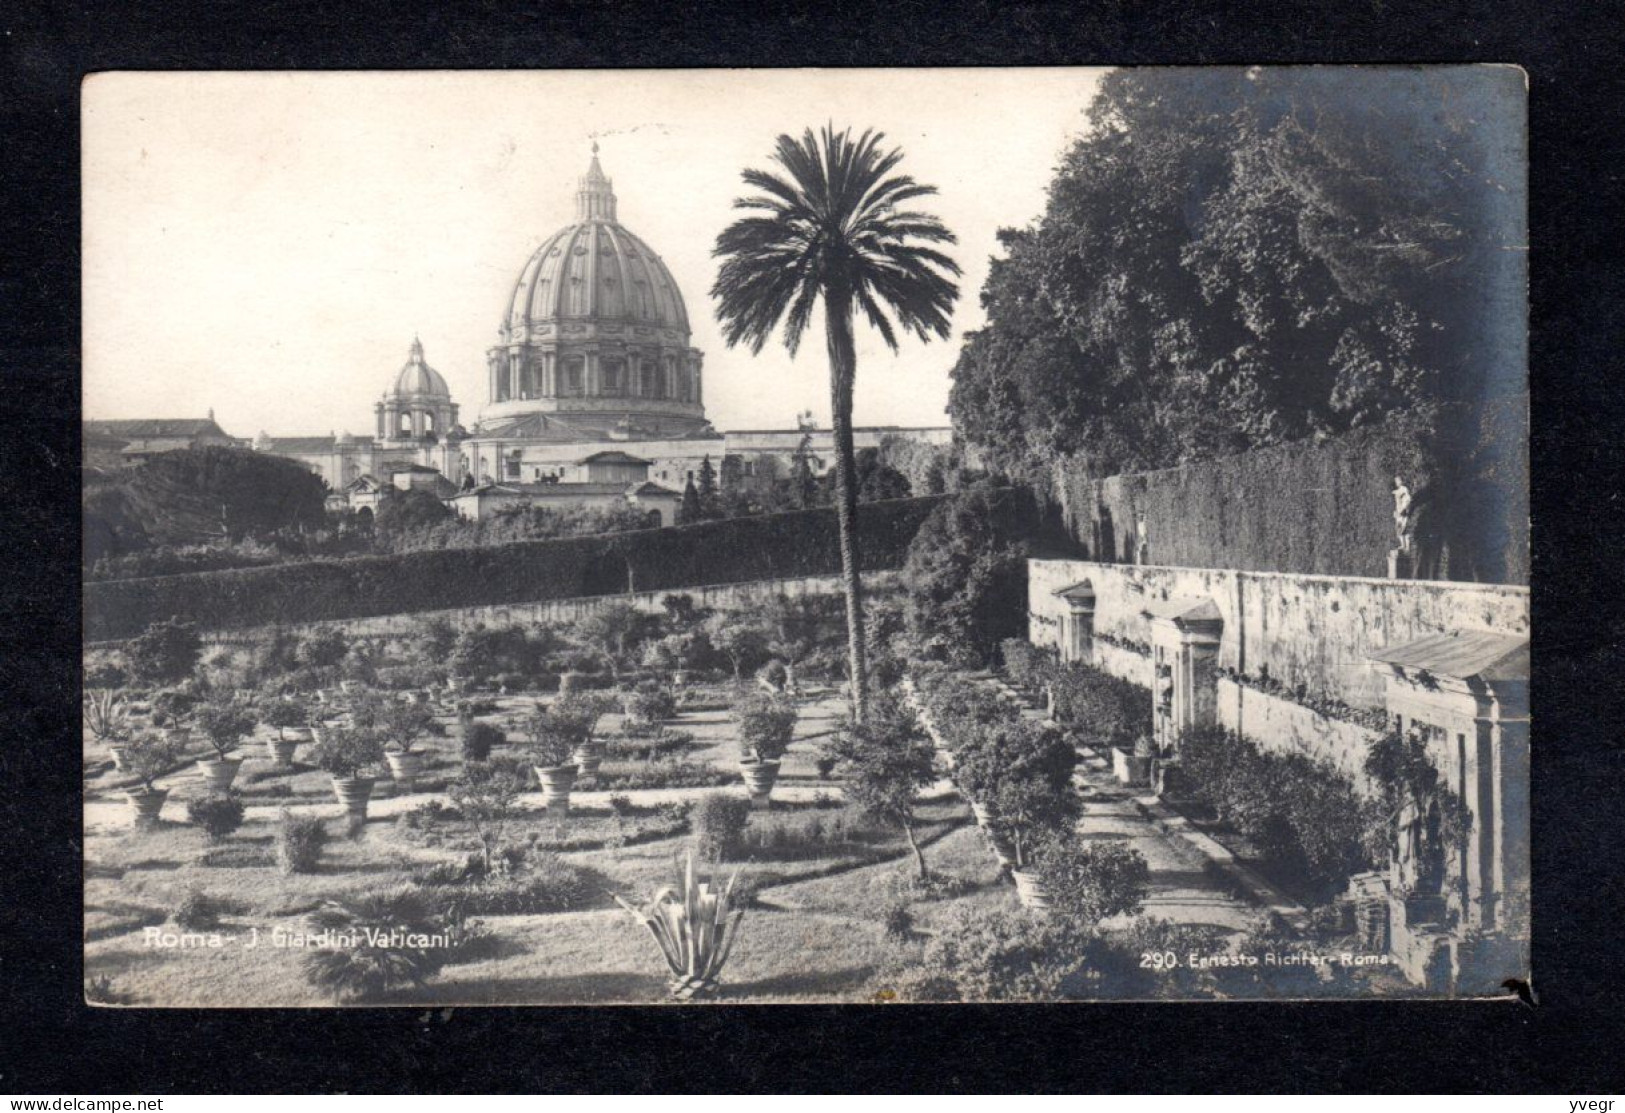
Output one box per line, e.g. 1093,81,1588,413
193,698,257,792
259,696,311,767
733,689,797,809
524,699,590,816
823,693,938,880
952,717,1078,889
309,725,386,833
376,700,436,792
120,731,187,827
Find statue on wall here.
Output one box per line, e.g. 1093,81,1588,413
1136,516,1150,566
1392,476,1416,555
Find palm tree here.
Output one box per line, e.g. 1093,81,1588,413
712,126,961,721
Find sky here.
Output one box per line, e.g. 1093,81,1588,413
83,69,1104,437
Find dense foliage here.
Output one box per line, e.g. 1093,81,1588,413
1178,725,1372,900
902,487,1029,666
950,68,1523,480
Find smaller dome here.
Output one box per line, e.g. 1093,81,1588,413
336,430,355,446
390,337,451,399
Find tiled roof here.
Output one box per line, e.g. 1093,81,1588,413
85,418,230,439
578,450,650,465
262,436,338,454
1369,631,1528,682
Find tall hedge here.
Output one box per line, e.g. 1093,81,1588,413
86,494,1033,641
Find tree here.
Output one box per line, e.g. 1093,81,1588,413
696,455,721,520
704,611,769,682
375,487,453,534
572,603,649,682
713,125,961,721
449,754,532,873
126,617,202,687
824,693,938,879
948,68,1521,483
678,477,702,525
902,488,1029,666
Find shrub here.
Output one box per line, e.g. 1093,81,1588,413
301,887,450,1002
902,488,1030,667
173,888,223,931
121,731,188,792
448,853,597,915
734,690,798,763
522,693,605,767
276,811,328,874
84,660,130,690
149,687,200,728
882,907,1106,1002
952,716,1078,866
1033,835,1151,923
606,728,692,761
461,721,503,763
1000,638,1051,690
595,757,736,791
1048,661,1150,750
691,792,752,862
259,695,310,738
882,900,914,941
126,618,202,686
623,680,678,725
296,627,349,670
309,727,386,779
823,692,938,879
755,659,789,691
193,698,257,760
186,793,246,841
1178,725,1373,899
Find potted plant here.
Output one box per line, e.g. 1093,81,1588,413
524,699,591,815
84,689,132,770
120,731,187,827
259,696,311,767
733,690,797,809
951,717,1078,885
309,725,386,832
376,700,436,791
193,698,257,792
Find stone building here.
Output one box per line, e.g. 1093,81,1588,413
82,413,238,467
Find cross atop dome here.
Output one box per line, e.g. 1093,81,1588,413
577,143,617,222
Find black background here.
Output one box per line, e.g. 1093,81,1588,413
3,0,1621,1093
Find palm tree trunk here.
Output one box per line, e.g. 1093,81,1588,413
825,284,869,722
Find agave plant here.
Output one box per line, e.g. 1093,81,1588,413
613,853,746,1000
300,888,449,1004
83,689,130,745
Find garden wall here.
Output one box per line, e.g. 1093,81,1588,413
1216,679,1382,793
84,493,997,642
198,572,896,646
1050,400,1528,584
1028,559,1530,711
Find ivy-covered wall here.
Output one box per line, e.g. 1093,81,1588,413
1051,401,1528,585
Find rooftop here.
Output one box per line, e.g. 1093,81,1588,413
1368,630,1529,683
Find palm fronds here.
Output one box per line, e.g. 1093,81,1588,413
612,853,746,1000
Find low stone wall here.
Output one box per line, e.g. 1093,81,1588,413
1028,559,1529,710
1216,678,1382,793
201,573,891,646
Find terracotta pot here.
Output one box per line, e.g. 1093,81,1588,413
331,776,376,832
126,787,169,827
534,763,579,811
1011,868,1050,912
385,750,424,789
197,757,243,792
739,758,781,809
107,743,130,772
265,737,300,767
571,742,605,779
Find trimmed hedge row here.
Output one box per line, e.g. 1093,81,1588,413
87,494,1031,641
